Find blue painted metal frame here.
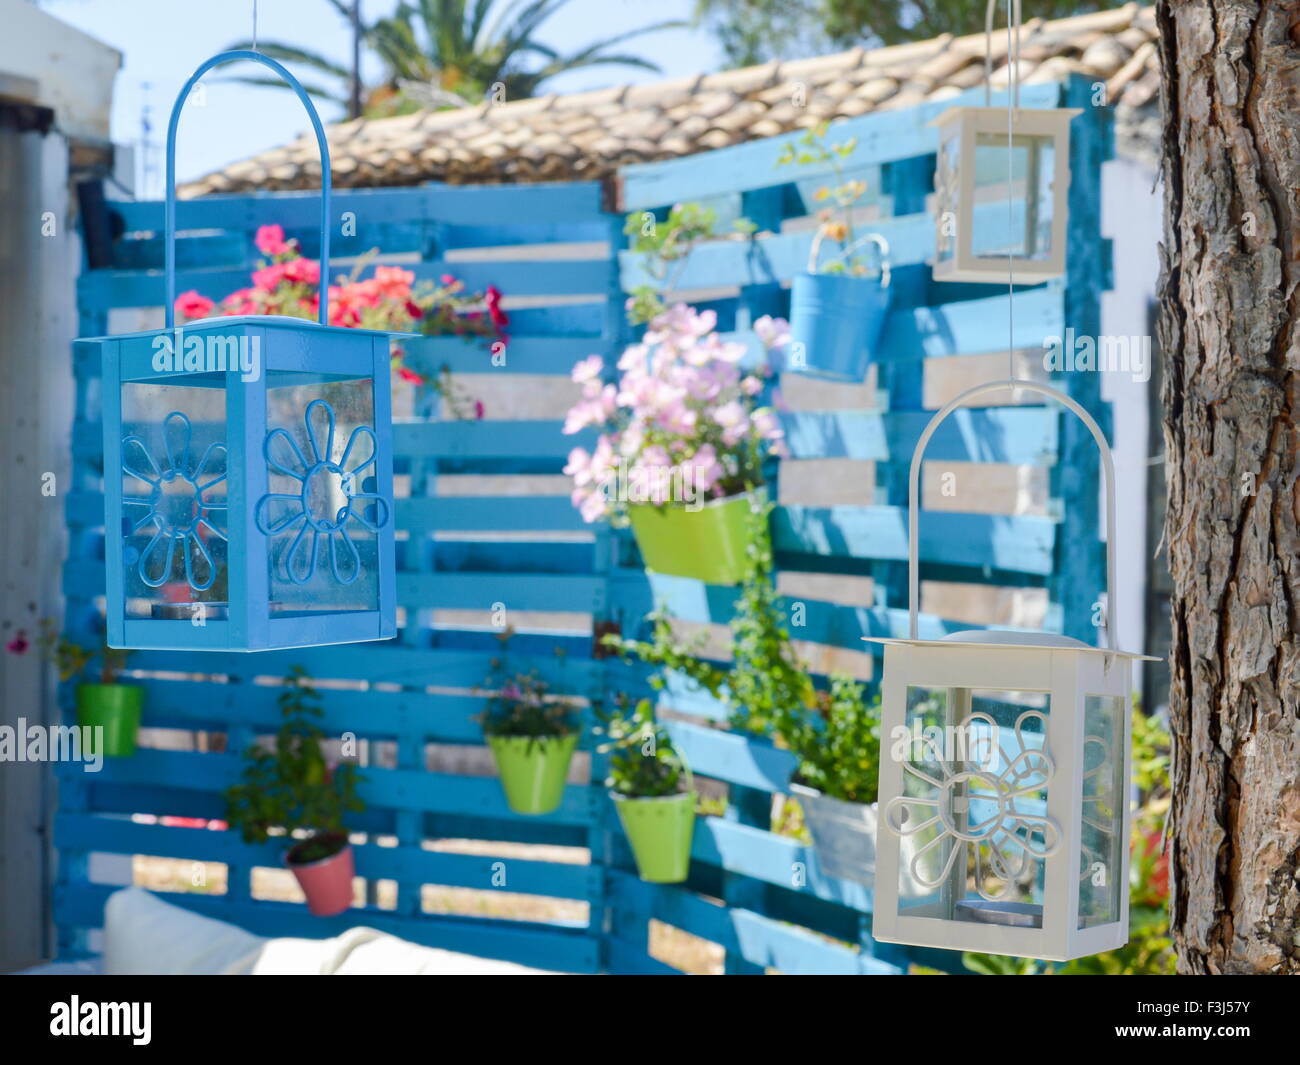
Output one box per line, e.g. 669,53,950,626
58,76,1112,974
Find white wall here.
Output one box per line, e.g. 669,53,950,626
1100,155,1162,690
0,0,120,141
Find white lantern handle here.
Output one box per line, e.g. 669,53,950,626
907,379,1117,650
984,0,1023,110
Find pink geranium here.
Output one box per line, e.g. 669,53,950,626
563,303,790,524
170,228,509,421
175,290,215,319
254,224,290,257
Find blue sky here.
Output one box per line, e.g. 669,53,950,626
41,0,722,192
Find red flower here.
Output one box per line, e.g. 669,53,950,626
175,290,215,320
252,262,288,292
5,630,29,655
281,257,320,286
474,400,485,420
484,284,510,330
255,224,290,257
398,366,424,385
404,300,424,320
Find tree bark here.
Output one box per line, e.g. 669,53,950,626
1157,0,1300,973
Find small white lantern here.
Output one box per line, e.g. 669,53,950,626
867,381,1155,962
932,0,1082,283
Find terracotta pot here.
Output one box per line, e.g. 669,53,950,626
286,833,355,916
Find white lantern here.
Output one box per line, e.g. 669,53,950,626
932,0,1082,284
867,381,1155,962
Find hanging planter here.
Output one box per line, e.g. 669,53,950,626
613,790,696,883
789,783,879,886
788,233,892,382
627,490,759,585
601,699,696,884
224,667,364,918
76,683,144,759
487,734,579,816
563,304,788,587
286,831,356,917
476,655,582,816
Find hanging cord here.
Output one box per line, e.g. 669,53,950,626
252,0,259,51
986,0,1022,381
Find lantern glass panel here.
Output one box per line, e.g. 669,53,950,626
261,374,383,618
120,380,231,620
891,685,1057,929
1078,693,1126,929
971,132,1056,262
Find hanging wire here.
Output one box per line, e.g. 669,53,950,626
252,0,259,51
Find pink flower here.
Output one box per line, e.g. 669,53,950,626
252,262,288,292
474,400,486,420
754,314,791,350
5,631,29,655
713,400,750,446
254,224,290,257
373,265,415,300
571,354,604,385
175,290,215,319
281,257,320,286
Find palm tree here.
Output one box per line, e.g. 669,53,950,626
226,0,683,118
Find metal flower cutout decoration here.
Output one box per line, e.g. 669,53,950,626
255,399,391,586
884,709,1061,900
122,412,228,591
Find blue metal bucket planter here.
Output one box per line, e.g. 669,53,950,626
788,234,892,382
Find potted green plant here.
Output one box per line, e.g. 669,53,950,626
563,303,789,585
476,642,581,816
786,675,884,885
623,202,756,326
26,622,141,758
597,697,696,884
777,121,892,382
224,666,364,917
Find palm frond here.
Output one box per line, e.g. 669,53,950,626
220,39,352,81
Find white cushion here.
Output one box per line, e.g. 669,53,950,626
103,887,265,975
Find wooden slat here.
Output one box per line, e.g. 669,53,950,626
619,83,1063,209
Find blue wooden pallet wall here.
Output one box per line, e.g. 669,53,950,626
59,76,1112,975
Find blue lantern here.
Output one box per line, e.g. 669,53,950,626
79,51,397,652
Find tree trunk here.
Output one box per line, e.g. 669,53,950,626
1156,0,1300,973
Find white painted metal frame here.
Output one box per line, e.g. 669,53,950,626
931,0,1083,283
867,380,1149,960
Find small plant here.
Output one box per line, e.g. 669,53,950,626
475,635,579,744
776,121,881,277
623,203,756,325
5,619,131,685
787,676,882,805
224,666,363,863
596,696,688,799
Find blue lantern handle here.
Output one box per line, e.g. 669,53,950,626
906,380,1117,651
165,50,331,329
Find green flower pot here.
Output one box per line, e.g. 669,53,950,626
487,733,579,815
627,492,758,585
76,683,143,758
613,791,696,883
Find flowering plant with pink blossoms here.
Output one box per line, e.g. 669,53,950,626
175,225,509,418
563,304,791,524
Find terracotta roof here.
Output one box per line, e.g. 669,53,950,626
181,4,1161,198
